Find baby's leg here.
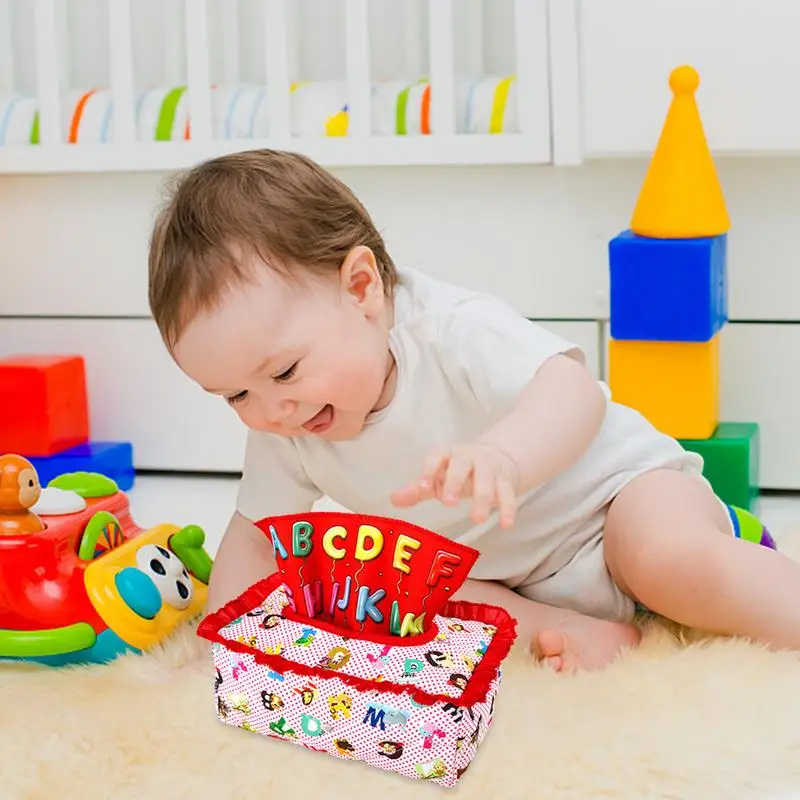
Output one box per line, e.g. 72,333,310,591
451,578,641,672
604,468,800,649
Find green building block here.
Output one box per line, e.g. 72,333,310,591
680,423,759,511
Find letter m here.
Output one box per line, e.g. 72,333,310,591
363,706,386,730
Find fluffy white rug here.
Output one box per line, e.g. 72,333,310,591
5,534,800,800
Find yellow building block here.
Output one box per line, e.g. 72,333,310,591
608,334,719,439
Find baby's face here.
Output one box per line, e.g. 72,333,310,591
172,250,394,442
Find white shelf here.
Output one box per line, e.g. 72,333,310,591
0,134,550,174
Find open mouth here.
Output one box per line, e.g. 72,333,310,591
302,404,335,434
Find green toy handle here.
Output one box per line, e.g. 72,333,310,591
169,525,213,585
0,622,97,658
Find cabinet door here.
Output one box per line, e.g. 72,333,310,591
603,322,800,490
0,168,608,320
720,323,800,490
576,0,800,156
0,318,247,472
0,318,600,473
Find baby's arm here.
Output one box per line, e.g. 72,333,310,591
206,511,278,612
477,351,607,494
392,298,607,526
206,430,321,612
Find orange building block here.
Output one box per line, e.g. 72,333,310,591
608,335,719,439
0,355,90,457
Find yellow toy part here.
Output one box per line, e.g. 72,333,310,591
630,65,730,239
84,523,207,652
325,107,349,137
609,334,720,439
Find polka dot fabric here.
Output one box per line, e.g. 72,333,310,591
199,574,516,788
217,584,496,700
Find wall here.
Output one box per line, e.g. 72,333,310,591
3,155,799,321
2,155,800,487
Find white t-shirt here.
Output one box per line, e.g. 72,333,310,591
236,267,703,587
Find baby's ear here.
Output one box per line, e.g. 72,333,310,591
340,246,384,312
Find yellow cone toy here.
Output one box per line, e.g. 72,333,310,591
630,65,730,239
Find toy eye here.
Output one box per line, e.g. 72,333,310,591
136,544,194,610
150,558,166,575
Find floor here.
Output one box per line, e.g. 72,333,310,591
127,473,800,556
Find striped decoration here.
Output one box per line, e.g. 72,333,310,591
0,76,521,145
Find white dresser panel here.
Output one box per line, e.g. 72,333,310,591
0,318,248,472
0,318,601,473
602,322,800,490
577,0,800,156
0,167,611,321
719,323,800,490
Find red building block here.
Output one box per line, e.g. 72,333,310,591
0,355,90,456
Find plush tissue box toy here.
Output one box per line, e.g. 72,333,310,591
197,512,518,787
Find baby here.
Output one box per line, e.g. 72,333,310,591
148,149,800,673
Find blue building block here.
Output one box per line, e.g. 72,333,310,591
609,230,727,342
27,441,135,490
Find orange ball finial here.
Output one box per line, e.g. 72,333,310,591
669,65,700,96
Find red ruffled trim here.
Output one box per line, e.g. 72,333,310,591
197,573,518,707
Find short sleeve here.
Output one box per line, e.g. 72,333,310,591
235,430,323,522
439,297,586,418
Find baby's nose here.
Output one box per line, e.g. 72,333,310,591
280,399,298,419
261,396,297,427
271,398,297,423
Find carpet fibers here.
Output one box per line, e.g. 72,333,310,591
5,535,800,800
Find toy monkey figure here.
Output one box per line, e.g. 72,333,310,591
0,454,45,535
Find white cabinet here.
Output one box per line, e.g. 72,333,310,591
720,324,800,490
572,0,800,157
0,167,610,321
0,318,247,472
602,322,800,490
0,318,600,474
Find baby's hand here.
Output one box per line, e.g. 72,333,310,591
390,441,520,528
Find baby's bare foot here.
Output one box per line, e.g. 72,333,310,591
533,613,641,673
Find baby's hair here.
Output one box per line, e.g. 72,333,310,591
148,148,397,349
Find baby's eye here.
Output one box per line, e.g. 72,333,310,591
226,390,249,405
273,362,298,383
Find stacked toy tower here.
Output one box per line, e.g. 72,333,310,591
0,354,135,490
608,65,760,511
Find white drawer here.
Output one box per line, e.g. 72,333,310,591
0,169,608,320
0,318,247,472
576,0,800,156
0,318,600,473
602,322,800,490
6,162,795,323
720,323,800,490
0,173,156,317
